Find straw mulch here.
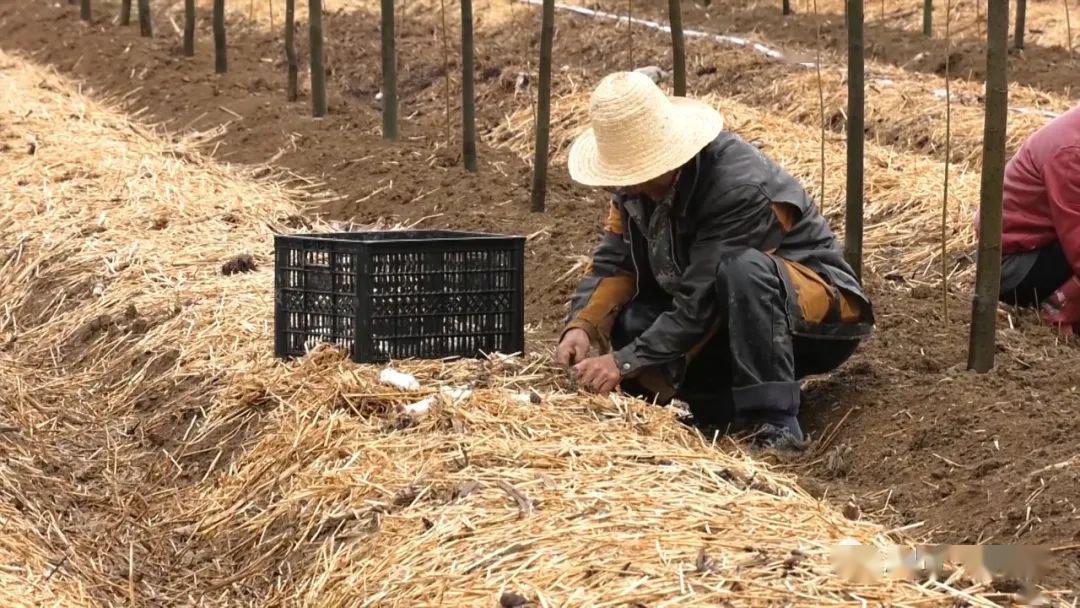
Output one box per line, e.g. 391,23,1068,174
0,49,1015,606
736,66,1057,167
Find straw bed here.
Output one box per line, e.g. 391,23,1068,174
0,50,1005,606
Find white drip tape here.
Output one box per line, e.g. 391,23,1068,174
520,0,794,63
521,0,1063,121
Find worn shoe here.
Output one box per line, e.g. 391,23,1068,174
745,422,809,452
734,414,808,452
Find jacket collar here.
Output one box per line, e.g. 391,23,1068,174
673,151,703,219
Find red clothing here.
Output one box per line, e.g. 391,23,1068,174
998,104,1080,276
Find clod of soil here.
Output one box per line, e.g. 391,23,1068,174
499,592,532,608
221,254,257,276
842,501,861,521
73,313,114,344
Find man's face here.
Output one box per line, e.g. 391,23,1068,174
601,172,675,199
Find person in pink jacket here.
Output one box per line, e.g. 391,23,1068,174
992,104,1080,336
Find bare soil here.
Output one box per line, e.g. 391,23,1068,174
1,0,1077,592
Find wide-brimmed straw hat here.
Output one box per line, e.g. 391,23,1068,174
568,71,725,187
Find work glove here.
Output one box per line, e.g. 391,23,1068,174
1040,275,1080,339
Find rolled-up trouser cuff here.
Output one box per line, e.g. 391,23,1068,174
731,381,801,417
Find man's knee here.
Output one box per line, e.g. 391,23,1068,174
713,247,778,292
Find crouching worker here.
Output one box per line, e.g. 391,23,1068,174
994,104,1080,336
557,72,874,449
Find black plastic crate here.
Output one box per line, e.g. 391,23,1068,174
274,230,525,362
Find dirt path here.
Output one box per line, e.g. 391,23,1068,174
2,0,1077,592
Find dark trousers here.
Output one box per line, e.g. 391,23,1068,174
999,242,1072,308
611,249,860,426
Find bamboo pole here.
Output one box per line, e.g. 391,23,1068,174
381,0,397,137
138,0,152,36
120,0,131,25
461,0,478,171
669,0,686,95
310,0,328,117
213,0,227,73
844,0,864,279
81,0,90,21
440,0,452,144
1014,0,1026,49
183,0,195,57
812,0,825,210
968,0,1009,373
923,0,932,36
285,0,298,101
530,0,555,212
941,0,952,322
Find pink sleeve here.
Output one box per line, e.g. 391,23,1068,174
1045,146,1080,277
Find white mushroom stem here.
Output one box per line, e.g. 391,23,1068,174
379,368,420,392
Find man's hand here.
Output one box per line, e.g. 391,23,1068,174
572,354,622,394
1041,276,1080,339
557,328,591,367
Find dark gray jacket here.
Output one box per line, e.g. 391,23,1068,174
567,132,874,374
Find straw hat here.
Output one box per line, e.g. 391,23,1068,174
568,71,725,187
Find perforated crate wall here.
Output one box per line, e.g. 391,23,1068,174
274,230,525,362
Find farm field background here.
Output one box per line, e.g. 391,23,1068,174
0,0,1075,600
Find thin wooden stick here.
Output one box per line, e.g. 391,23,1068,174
531,0,555,212
183,0,195,57
439,0,451,145
1066,0,1074,58
942,0,952,322
976,0,981,39
381,0,397,135
628,0,634,69
460,0,478,171
311,0,328,116
214,0,227,73
669,0,686,95
138,0,152,36
1015,0,1027,50
285,0,298,101
812,0,825,211
844,0,865,279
